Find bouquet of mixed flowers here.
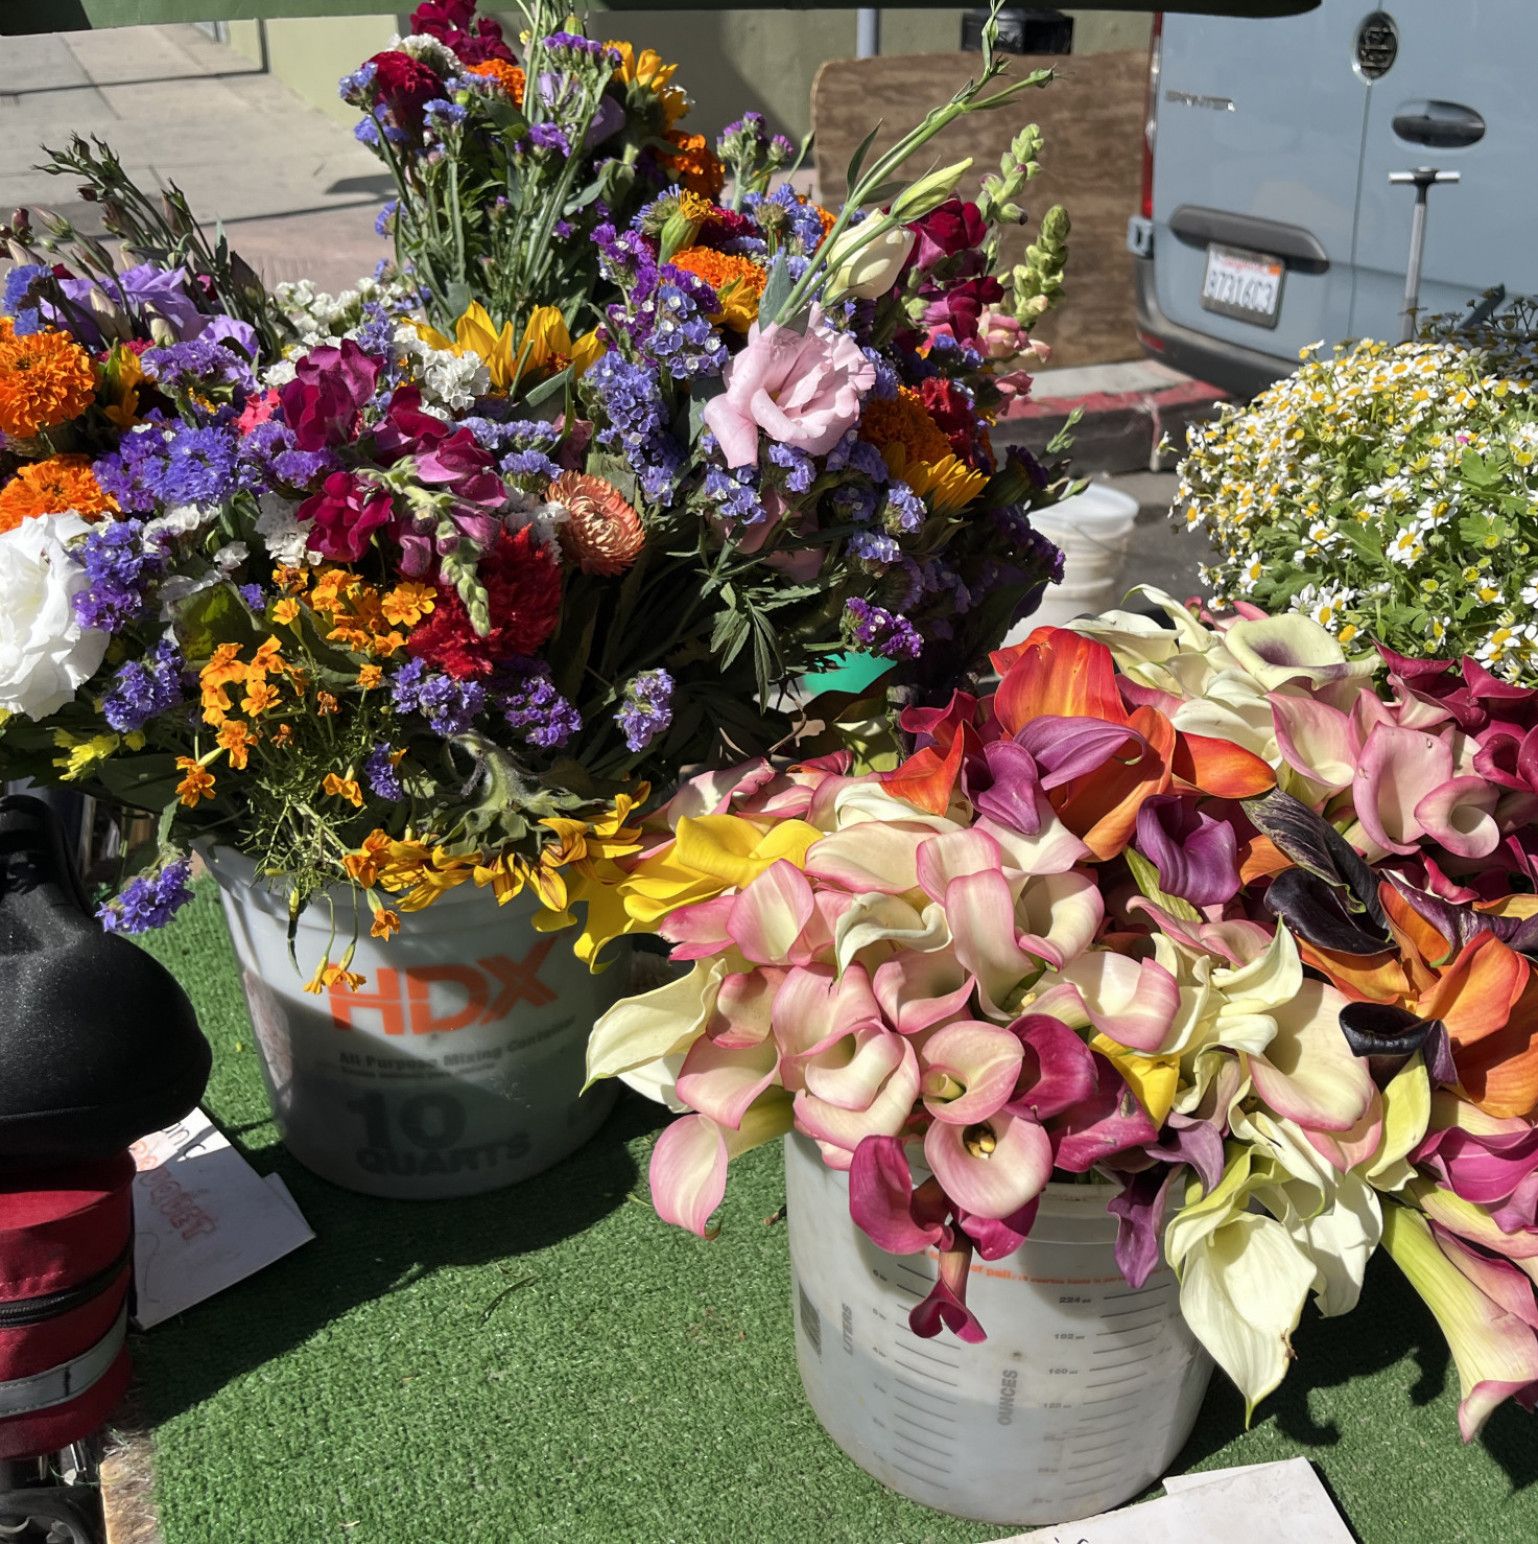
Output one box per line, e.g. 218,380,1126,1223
0,0,1069,978
588,592,1538,1439
1179,299,1538,679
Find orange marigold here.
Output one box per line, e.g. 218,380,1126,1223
548,471,645,576
0,455,117,535
858,386,956,468
467,58,525,106
667,248,766,332
662,131,725,200
370,908,401,940
0,320,97,440
174,757,217,808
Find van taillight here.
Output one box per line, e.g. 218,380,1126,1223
1140,13,1163,221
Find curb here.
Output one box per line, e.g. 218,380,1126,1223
994,366,1228,474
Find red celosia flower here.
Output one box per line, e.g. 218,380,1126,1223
409,0,516,64
368,50,444,135
920,377,988,466
407,526,562,678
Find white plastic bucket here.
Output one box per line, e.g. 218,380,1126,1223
204,848,620,1199
1012,483,1140,634
784,1133,1211,1526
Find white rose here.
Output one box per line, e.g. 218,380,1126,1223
824,223,917,302
0,514,110,720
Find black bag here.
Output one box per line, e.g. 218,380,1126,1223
0,795,211,1166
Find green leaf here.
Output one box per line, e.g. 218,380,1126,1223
758,252,796,324
844,124,883,194
173,581,259,665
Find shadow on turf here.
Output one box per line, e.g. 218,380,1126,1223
1168,1250,1538,1497
129,1089,668,1426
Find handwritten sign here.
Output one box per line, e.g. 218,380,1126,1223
130,1109,314,1329
995,1458,1354,1544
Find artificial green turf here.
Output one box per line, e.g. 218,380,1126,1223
134,886,1538,1544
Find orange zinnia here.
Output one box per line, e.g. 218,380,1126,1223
667,248,766,331
0,320,97,439
662,131,725,199
467,58,525,106
0,456,117,534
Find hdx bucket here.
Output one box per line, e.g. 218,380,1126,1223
205,849,621,1199
1011,482,1140,634
784,1133,1211,1526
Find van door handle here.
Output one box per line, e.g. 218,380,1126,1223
1392,100,1486,149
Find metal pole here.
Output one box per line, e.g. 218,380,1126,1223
856,7,881,57
1390,166,1459,342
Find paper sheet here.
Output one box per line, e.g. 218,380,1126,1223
130,1108,314,1329
994,1457,1354,1544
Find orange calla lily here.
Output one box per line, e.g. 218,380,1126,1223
1306,883,1535,1119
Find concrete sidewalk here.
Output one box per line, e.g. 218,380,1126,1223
1,23,388,292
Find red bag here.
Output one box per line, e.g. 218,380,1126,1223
0,1153,134,1460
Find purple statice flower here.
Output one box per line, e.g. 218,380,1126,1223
2,263,48,332
848,531,901,566
355,116,382,148
702,462,765,526
523,122,571,156
828,484,877,524
390,657,486,737
352,299,399,358
539,31,620,65
238,583,266,610
841,438,890,483
715,112,769,160
142,335,254,394
861,347,900,401
843,598,922,661
240,420,336,492
593,222,655,289
72,518,163,633
746,185,827,254
97,858,194,935
616,669,674,754
363,743,405,801
374,200,398,238
584,354,683,503
338,59,378,104
101,637,186,733
633,273,725,380
94,425,172,515
499,665,581,749
766,441,818,495
424,98,469,134
160,424,247,506
882,481,927,534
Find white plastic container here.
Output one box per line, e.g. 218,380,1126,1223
205,848,620,1199
784,1133,1211,1526
1013,482,1140,634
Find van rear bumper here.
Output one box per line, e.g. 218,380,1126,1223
1132,255,1292,402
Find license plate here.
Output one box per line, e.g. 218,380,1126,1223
1200,244,1284,327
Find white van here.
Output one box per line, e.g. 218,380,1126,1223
1128,2,1538,395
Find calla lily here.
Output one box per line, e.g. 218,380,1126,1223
1034,951,1182,1055
920,1021,1024,1124
1350,723,1455,855
585,956,726,1096
1380,1203,1538,1440
849,1135,948,1254
1247,978,1374,1136
1165,1149,1317,1421
1223,614,1375,692
1414,1092,1538,1231
794,1030,919,1170
1135,793,1241,908
924,1109,1052,1219
649,1092,794,1236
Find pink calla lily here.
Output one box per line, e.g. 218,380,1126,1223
794,1031,920,1169
1033,951,1182,1054
1352,723,1455,855
923,1108,1052,1218
873,949,975,1035
1009,1014,1099,1121
919,1020,1025,1124
849,1135,947,1254
726,859,816,963
675,1032,780,1129
1413,775,1502,860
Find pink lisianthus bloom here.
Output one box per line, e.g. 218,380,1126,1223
298,470,395,562
701,305,875,470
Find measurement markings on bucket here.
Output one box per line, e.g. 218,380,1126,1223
890,1417,955,1458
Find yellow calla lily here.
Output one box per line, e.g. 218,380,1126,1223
1090,1033,1181,1125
